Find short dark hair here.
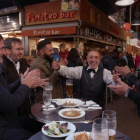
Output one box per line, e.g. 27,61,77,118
102,50,108,56
4,38,22,49
0,34,3,41
37,39,51,52
53,48,59,54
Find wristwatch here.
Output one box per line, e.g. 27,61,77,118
125,88,131,97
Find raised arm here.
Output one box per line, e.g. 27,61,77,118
58,66,83,80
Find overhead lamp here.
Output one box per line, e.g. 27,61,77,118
115,0,135,6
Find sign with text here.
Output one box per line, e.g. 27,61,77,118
25,0,80,25
22,26,76,36
61,0,80,12
90,8,95,23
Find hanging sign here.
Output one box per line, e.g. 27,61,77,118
90,8,95,23
61,0,80,12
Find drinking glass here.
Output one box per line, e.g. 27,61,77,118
43,85,52,115
44,81,53,91
102,110,117,140
66,79,73,98
92,118,109,140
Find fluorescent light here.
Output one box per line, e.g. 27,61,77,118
132,17,140,25
115,0,135,6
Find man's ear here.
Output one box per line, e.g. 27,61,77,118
40,50,44,56
6,48,10,54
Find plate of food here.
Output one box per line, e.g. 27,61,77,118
42,121,76,138
65,131,92,140
56,98,84,108
58,108,85,119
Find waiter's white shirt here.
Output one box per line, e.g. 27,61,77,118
58,66,116,85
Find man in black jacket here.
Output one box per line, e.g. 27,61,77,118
0,36,46,140
3,38,31,116
102,50,117,72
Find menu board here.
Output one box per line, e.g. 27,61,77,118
61,0,80,12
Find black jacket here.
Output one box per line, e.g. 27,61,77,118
0,64,30,128
3,56,28,84
125,73,140,106
102,55,117,72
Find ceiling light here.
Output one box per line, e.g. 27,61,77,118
115,0,135,6
131,17,140,25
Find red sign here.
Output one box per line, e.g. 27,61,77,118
27,10,76,23
22,26,76,36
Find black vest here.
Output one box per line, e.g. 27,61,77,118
80,66,106,108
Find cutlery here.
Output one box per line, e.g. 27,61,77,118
115,136,125,140
72,120,93,124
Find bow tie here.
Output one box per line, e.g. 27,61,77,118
87,69,96,73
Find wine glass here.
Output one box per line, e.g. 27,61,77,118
66,79,73,98
102,110,117,140
43,86,52,115
92,118,109,140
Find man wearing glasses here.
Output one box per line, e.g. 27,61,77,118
3,38,30,116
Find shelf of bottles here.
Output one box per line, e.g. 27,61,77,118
77,27,126,47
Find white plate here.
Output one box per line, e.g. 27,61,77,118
65,132,91,140
58,108,85,119
42,121,76,138
56,98,84,108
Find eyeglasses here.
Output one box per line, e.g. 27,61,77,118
15,48,24,51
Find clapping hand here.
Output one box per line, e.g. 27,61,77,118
108,78,130,96
115,66,131,77
21,69,40,88
32,77,49,88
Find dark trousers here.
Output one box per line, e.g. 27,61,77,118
0,117,44,140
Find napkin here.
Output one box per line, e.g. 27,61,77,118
51,98,61,103
42,104,55,108
87,106,102,110
91,104,100,107
86,100,96,106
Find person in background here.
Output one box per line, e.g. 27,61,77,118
30,39,63,102
59,43,69,60
52,49,118,109
135,52,140,69
122,51,128,65
53,48,61,62
67,48,83,98
116,52,127,66
125,52,134,69
101,50,117,72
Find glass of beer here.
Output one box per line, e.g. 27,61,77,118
102,110,117,140
43,84,52,115
66,79,73,98
92,118,109,140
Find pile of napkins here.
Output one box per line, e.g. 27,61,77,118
42,104,56,111
79,100,102,110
